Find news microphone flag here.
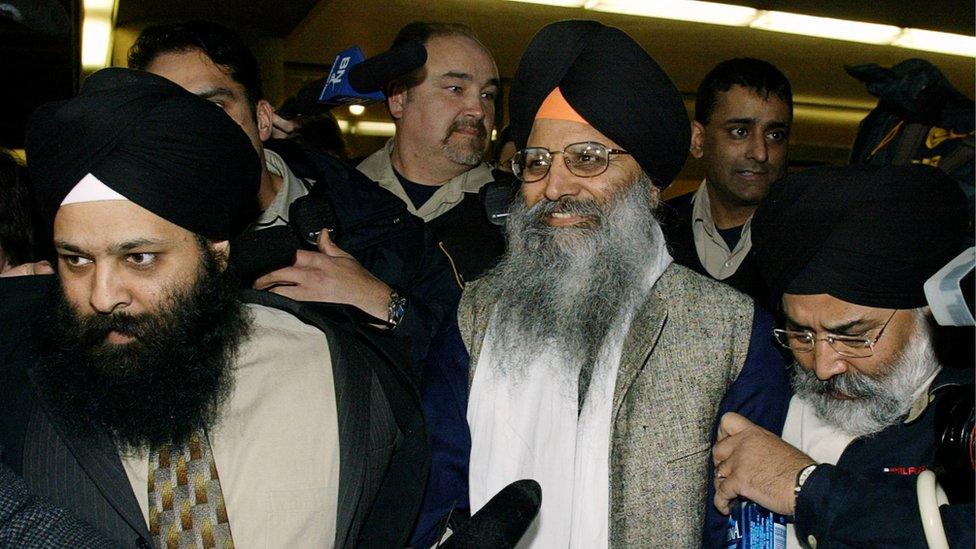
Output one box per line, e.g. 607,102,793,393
319,46,385,106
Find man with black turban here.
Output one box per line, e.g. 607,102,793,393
712,164,974,548
456,20,790,547
0,68,427,548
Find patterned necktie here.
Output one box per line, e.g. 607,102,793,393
148,429,235,549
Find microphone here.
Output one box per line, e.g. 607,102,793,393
440,480,542,549
278,41,428,119
348,39,427,93
317,41,427,106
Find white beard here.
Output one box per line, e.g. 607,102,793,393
478,174,662,391
791,311,940,438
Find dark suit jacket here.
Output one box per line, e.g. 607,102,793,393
0,277,428,548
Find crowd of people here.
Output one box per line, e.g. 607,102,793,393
0,15,972,549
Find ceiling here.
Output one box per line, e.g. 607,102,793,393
4,0,974,191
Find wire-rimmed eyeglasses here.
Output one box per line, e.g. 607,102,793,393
510,141,631,183
772,309,899,358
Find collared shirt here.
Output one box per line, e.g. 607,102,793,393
357,138,494,222
690,179,754,280
252,149,312,230
121,304,341,548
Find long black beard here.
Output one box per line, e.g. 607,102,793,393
34,246,252,452
481,175,661,390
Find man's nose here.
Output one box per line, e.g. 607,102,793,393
746,133,769,163
461,92,487,120
543,156,582,202
812,339,849,381
89,264,131,314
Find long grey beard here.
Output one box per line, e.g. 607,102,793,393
792,310,940,438
479,175,662,393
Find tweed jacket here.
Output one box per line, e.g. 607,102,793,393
0,454,113,548
459,263,754,547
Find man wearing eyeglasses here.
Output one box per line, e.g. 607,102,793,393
712,165,974,548
459,20,791,548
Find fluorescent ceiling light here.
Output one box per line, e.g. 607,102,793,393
353,121,396,136
507,0,587,6
503,0,975,57
81,0,116,71
81,17,112,70
892,28,976,57
751,10,901,44
589,0,757,27
84,0,114,11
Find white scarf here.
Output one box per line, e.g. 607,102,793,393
467,229,671,548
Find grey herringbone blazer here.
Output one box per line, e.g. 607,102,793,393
459,263,753,547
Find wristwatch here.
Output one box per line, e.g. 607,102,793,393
794,463,818,497
386,290,407,330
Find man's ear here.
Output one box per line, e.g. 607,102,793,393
387,84,408,120
690,121,706,159
211,240,230,272
648,180,661,208
255,99,275,142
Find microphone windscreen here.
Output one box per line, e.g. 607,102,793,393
441,479,542,549
349,40,427,93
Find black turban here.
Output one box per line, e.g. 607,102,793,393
27,67,261,242
752,164,969,309
509,20,690,188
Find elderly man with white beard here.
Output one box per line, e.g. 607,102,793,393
456,20,791,548
713,164,975,548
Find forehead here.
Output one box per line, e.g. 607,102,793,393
144,49,242,96
422,35,497,82
54,200,193,246
709,84,790,123
526,119,624,150
782,293,880,322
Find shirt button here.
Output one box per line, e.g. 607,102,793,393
807,534,818,548
724,260,732,268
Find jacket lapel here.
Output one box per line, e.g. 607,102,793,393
27,368,151,539
612,291,669,420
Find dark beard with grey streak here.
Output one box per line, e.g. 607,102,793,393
791,311,940,438
35,244,252,453
480,174,661,386
442,117,488,166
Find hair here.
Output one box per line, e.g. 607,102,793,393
389,21,486,90
0,150,36,267
694,58,793,125
128,21,264,108
292,113,349,160
492,125,514,164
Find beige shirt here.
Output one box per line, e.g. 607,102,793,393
357,138,494,222
690,180,754,280
252,149,311,229
122,304,341,549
